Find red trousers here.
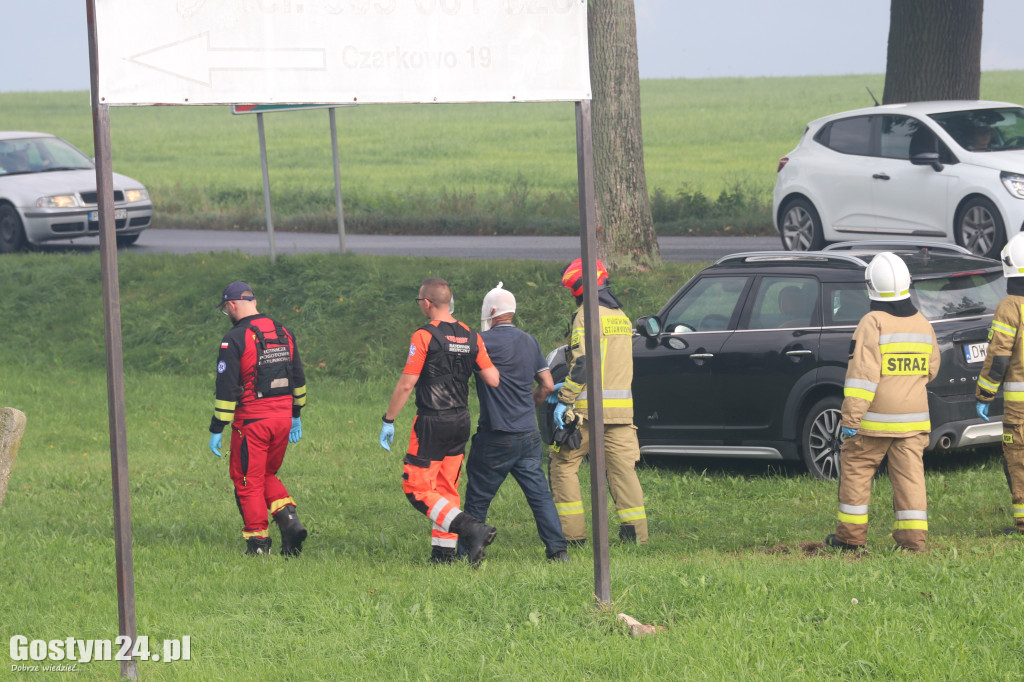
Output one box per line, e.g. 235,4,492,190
229,416,295,538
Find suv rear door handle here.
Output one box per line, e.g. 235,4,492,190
786,349,813,356
872,173,890,180
691,353,714,359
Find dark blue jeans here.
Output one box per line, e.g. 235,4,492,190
460,429,567,557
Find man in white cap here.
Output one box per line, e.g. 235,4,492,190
460,282,569,562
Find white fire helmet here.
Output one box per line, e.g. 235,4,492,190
865,252,911,301
1001,233,1024,278
480,281,516,332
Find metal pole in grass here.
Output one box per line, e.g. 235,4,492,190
575,100,611,605
257,112,277,264
86,1,138,678
329,107,347,254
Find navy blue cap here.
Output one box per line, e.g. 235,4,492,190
218,281,255,308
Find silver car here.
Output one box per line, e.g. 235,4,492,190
0,131,153,252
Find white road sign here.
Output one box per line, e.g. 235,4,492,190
96,0,591,105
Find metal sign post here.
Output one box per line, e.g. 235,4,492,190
256,112,277,264
575,100,610,605
232,104,350,256
86,1,138,678
329,107,347,254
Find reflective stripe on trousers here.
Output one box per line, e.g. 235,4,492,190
860,411,930,434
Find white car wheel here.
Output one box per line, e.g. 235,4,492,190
780,199,824,251
956,197,1005,260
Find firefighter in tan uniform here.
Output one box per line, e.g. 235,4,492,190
549,258,648,545
826,252,940,552
976,233,1024,535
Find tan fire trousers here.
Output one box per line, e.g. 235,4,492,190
835,432,929,551
548,420,648,543
1001,423,1024,532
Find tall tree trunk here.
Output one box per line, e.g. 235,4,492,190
588,0,660,271
883,0,983,104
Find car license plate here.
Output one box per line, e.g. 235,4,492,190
89,208,127,221
963,342,987,364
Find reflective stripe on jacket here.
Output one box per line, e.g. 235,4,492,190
977,296,1024,422
842,310,939,438
557,304,634,424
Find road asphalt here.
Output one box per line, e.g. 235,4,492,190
44,228,782,263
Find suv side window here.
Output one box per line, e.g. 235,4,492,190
663,276,749,333
746,276,819,329
816,115,873,155
825,283,870,326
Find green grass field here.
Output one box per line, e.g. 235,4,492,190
2,71,1022,235
2,252,1024,680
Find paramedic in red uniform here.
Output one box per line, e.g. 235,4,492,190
379,277,501,566
208,281,308,557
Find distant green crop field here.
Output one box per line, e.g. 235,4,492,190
1,71,1022,234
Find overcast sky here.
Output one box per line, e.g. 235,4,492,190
2,0,1023,92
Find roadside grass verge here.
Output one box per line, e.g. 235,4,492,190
2,252,1023,679
2,71,1020,236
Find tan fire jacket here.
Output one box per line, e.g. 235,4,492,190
977,294,1024,423
842,310,940,437
557,304,634,424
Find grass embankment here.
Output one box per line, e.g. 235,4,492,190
2,252,1023,679
1,71,1021,236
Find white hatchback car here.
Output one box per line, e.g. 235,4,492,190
0,131,153,252
773,100,1024,259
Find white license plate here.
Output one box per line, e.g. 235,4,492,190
89,208,127,221
963,342,988,364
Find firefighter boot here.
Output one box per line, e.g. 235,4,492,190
451,513,497,567
273,504,307,557
245,537,272,556
619,524,638,544
824,534,864,552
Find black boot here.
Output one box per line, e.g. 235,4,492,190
619,524,638,544
430,547,457,564
450,512,496,567
245,537,272,556
273,504,307,557
824,534,864,552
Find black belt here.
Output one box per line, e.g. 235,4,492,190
417,406,467,417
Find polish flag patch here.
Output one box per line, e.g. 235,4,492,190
220,342,229,349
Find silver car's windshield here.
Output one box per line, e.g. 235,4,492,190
0,137,93,175
912,271,1006,320
929,107,1024,152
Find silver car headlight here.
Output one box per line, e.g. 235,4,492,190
1001,171,1024,199
36,194,80,208
124,188,149,203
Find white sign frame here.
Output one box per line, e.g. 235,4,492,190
96,0,591,105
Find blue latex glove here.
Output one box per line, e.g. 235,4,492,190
840,426,857,439
546,382,565,405
977,401,991,422
380,421,395,451
289,417,302,443
553,403,569,429
208,432,223,457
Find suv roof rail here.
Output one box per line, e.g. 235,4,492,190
822,241,974,256
715,251,869,267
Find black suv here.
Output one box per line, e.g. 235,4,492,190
625,242,1006,478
